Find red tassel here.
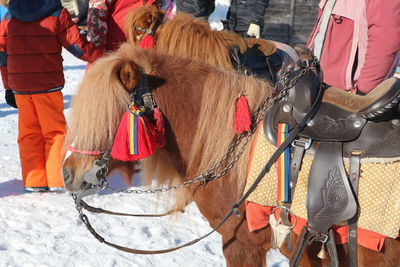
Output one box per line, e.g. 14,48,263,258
111,112,131,161
135,115,157,159
233,95,251,134
111,104,167,161
139,34,155,49
154,107,166,147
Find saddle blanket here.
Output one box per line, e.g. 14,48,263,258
245,121,400,250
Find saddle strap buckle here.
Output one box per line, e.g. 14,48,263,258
291,138,312,150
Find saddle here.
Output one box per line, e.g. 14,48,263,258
264,64,400,266
265,76,400,154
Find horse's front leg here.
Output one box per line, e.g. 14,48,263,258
220,216,272,267
222,235,269,267
193,174,272,266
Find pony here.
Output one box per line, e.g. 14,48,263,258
62,44,400,266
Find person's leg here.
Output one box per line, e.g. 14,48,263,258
33,91,66,188
15,94,48,188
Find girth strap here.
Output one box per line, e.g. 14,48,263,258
348,150,362,267
289,226,309,267
326,229,339,267
289,226,338,267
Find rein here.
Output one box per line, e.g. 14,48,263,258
71,60,321,254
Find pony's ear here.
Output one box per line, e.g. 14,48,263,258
119,61,142,92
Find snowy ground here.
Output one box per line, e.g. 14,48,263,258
0,2,290,266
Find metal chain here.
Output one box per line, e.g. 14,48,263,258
98,60,318,195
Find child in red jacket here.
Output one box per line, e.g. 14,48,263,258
0,0,103,192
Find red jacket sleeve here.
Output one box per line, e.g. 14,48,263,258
0,19,9,90
356,0,400,93
56,8,104,63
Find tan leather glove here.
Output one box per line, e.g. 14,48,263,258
247,23,261,39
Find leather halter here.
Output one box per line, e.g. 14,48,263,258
134,11,165,38
132,72,157,113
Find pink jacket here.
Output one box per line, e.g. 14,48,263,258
308,0,400,94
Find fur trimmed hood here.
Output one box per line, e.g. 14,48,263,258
8,0,62,22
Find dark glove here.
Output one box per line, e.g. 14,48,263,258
5,89,17,108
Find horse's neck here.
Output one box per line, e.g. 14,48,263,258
154,78,204,175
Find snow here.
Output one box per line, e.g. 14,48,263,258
0,2,290,266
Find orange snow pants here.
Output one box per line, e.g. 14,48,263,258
15,91,66,188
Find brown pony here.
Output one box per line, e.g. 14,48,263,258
62,44,400,266
63,44,273,265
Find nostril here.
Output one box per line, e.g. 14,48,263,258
62,168,72,185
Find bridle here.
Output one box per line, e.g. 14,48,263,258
66,60,321,255
134,11,165,41
66,71,158,201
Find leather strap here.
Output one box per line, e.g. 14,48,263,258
81,200,182,217
289,226,309,267
280,207,293,251
290,138,311,194
348,150,362,267
326,229,339,267
290,226,338,267
281,138,311,252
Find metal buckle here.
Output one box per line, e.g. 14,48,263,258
291,138,312,150
272,206,297,229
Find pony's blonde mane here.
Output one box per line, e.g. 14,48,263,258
67,44,273,210
156,13,248,70
124,6,248,70
66,55,131,151
186,70,272,194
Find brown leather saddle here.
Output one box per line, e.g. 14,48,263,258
264,66,400,266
